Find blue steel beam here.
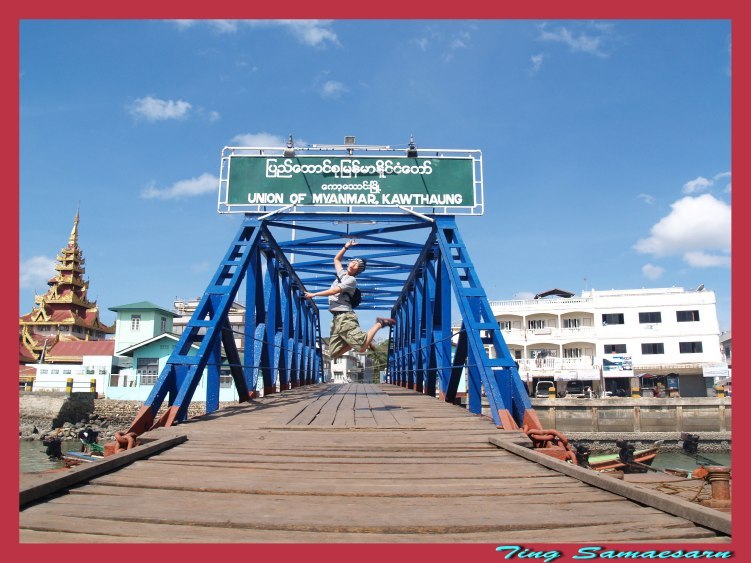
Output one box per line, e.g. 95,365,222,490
387,216,542,430
127,216,323,435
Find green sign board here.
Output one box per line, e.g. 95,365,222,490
225,155,475,208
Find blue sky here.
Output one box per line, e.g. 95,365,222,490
19,19,731,332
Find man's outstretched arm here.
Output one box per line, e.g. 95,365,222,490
334,239,357,271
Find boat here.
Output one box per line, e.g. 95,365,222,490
581,440,662,472
43,429,105,468
61,450,104,468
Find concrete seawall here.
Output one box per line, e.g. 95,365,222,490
19,393,235,439
531,397,731,433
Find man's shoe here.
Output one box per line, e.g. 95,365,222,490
376,317,396,328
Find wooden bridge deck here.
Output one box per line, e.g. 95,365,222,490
19,383,730,543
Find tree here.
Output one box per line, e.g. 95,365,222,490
369,339,390,383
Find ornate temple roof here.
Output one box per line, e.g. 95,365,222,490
19,209,114,364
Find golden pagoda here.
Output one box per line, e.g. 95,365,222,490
19,209,114,363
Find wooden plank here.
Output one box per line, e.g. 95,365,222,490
278,385,338,426
19,513,727,544
22,486,717,537
311,385,345,426
332,384,356,427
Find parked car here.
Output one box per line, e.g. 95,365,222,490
535,381,556,398
563,380,586,398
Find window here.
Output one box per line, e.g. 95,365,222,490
639,312,662,324
528,319,546,330
679,341,703,353
85,367,95,374
62,369,71,375
499,321,512,331
563,348,582,358
563,318,580,328
131,314,141,331
220,369,233,388
161,316,167,333
137,357,159,385
531,349,555,359
604,344,627,354
602,313,624,325
641,343,665,355
677,310,700,322
39,369,49,374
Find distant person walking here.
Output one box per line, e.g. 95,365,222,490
304,239,395,360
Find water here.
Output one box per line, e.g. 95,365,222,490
19,439,82,473
652,449,731,472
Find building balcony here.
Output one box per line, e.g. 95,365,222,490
490,296,594,311
500,326,595,342
516,356,594,372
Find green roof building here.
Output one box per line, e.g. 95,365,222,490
109,301,179,354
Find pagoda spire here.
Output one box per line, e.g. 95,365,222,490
19,205,114,364
69,204,80,246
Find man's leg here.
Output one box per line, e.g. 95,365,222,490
330,343,352,360
357,318,396,353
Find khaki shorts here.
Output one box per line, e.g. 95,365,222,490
329,312,367,357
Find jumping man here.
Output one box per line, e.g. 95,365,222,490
304,239,396,360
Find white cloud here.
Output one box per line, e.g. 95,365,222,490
637,193,655,205
537,23,610,58
412,37,430,51
277,20,340,47
230,132,287,147
682,171,731,195
129,96,192,121
141,173,218,200
172,20,339,47
714,171,732,193
320,80,348,99
208,111,221,123
633,193,731,268
530,54,544,74
684,251,731,268
682,176,712,194
20,256,56,289
642,263,665,280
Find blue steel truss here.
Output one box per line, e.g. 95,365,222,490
128,217,323,434
388,216,542,430
127,212,542,435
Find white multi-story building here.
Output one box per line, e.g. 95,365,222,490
173,298,246,353
329,351,373,383
488,286,728,398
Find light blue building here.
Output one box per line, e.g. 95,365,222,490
109,301,179,354
106,301,255,401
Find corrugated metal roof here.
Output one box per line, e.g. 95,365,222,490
47,340,115,358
